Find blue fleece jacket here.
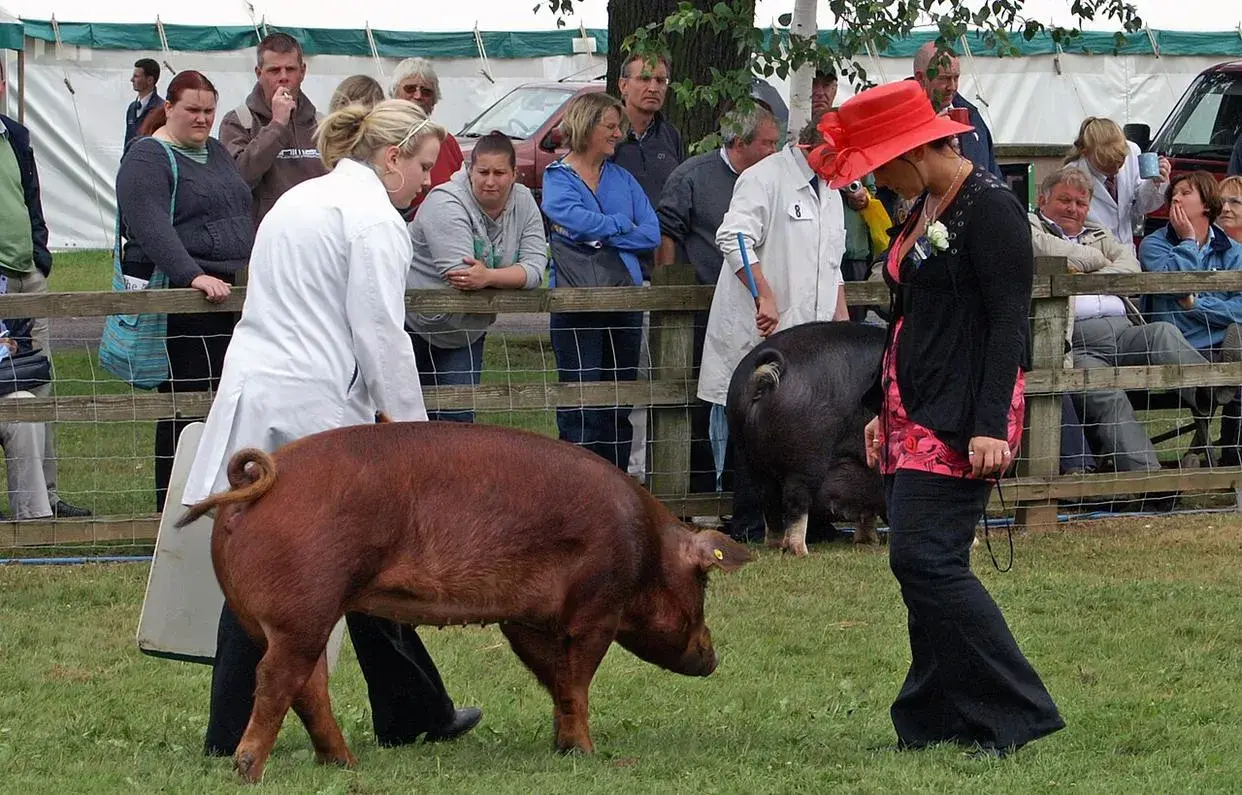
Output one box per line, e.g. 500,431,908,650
1139,223,1242,349
541,159,660,286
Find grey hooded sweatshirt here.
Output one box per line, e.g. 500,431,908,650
406,169,547,348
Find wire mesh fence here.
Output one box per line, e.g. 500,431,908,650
3,257,1242,554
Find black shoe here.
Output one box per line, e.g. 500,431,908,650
964,745,1010,760
423,707,482,743
53,500,92,518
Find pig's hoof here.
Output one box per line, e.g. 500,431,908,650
315,749,357,768
233,751,262,783
789,541,809,557
555,737,594,756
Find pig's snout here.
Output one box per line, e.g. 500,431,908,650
679,631,718,676
687,648,718,677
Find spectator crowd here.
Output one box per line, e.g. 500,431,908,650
4,33,1242,527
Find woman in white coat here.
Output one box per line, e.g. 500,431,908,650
1063,116,1170,255
184,99,482,758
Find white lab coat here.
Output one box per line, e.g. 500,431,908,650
182,158,428,504
1065,142,1167,255
697,146,845,406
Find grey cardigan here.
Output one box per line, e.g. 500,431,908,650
406,170,547,348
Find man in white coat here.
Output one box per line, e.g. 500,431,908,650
698,120,849,541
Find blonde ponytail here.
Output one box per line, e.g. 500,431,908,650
316,99,446,170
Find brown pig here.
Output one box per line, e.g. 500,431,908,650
177,421,752,782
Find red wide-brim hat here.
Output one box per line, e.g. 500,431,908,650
808,81,974,190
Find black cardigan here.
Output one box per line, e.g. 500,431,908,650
878,168,1033,453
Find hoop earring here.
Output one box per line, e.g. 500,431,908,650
384,170,406,195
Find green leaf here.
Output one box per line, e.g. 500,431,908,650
777,12,792,26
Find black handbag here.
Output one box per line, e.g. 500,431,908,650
0,347,52,397
549,234,632,288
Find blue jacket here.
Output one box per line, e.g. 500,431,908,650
541,159,660,286
1139,222,1242,349
124,92,162,151
0,115,52,277
951,94,1001,179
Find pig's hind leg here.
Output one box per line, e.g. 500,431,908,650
782,481,813,557
233,629,326,782
291,652,356,769
760,485,785,551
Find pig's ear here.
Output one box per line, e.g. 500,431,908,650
688,529,753,573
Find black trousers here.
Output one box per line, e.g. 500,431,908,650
155,310,236,512
885,470,1064,751
204,603,456,755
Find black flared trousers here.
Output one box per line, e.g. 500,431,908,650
885,469,1065,751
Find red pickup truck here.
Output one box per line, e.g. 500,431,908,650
456,79,606,205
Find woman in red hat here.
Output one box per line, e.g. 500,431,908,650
810,80,1064,757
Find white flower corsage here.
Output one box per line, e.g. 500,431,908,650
925,220,950,253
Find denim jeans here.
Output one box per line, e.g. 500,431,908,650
409,331,486,423
549,311,642,470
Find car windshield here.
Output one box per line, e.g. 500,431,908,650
1153,71,1242,159
459,86,577,140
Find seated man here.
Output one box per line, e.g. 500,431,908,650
0,320,52,520
1140,170,1242,465
1032,166,1231,486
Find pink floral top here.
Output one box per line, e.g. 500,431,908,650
880,233,1026,478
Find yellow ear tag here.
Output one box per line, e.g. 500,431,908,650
713,549,724,560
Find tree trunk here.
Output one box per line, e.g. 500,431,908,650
786,0,817,138
606,0,757,149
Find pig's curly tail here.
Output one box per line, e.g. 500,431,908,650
174,449,277,528
747,350,785,402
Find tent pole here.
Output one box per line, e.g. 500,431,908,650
16,45,24,125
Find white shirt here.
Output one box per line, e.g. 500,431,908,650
183,159,428,504
1065,141,1166,256
697,146,845,406
1073,294,1128,320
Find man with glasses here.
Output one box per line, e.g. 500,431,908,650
220,32,327,227
612,53,684,486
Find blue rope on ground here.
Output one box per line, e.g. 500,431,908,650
0,555,152,566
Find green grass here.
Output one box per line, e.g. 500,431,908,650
1,515,1241,792
47,249,113,293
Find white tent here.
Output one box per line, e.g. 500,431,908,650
2,0,1241,249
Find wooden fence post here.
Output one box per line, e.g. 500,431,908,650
1015,256,1068,530
647,264,698,504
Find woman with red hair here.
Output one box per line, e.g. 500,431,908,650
117,70,253,511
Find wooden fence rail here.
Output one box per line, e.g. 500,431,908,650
3,257,1241,547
